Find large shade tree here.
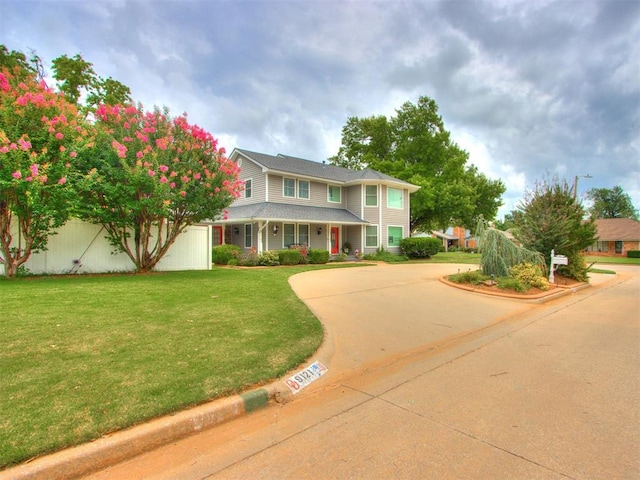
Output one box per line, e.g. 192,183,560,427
587,185,638,220
74,103,243,272
330,96,505,232
0,66,88,277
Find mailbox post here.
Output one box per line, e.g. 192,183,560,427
549,249,568,283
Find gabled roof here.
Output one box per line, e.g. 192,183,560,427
594,218,640,241
221,202,369,225
232,148,420,192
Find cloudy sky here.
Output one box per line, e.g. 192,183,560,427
2,0,639,217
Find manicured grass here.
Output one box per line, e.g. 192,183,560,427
0,267,337,468
420,251,481,264
585,255,640,265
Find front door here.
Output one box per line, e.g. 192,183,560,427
331,227,340,254
212,226,223,246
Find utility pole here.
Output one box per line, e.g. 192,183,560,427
573,174,592,199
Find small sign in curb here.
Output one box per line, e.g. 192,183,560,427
285,361,328,394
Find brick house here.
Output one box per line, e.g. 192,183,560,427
210,148,420,256
585,218,640,256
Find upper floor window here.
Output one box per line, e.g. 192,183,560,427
283,178,296,198
365,185,378,207
244,178,252,199
387,187,403,209
298,180,310,199
328,185,341,203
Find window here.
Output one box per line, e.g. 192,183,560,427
244,178,252,199
387,187,403,209
283,223,296,246
244,224,252,248
365,225,378,247
298,180,310,199
283,178,296,197
328,185,341,203
388,226,402,247
365,185,378,206
298,224,309,246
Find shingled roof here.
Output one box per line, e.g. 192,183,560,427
594,218,640,241
224,202,368,225
233,148,420,192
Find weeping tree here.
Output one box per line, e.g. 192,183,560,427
476,217,545,278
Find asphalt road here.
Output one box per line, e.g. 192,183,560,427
74,264,640,479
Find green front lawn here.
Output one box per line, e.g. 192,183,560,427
0,267,335,468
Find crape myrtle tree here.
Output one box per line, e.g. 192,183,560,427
0,66,89,277
513,177,597,282
330,96,505,232
74,103,243,273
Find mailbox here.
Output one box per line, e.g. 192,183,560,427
549,249,569,283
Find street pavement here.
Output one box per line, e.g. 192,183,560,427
6,263,639,480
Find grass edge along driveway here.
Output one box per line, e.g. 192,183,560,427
0,266,351,468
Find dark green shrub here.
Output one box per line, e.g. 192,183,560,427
497,277,527,293
212,244,242,265
308,249,329,264
400,237,441,258
627,250,640,258
557,251,589,282
363,247,409,263
278,249,301,265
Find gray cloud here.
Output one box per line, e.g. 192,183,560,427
2,0,638,216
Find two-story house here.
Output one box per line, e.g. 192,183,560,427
212,148,420,256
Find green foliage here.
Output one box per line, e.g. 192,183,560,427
257,250,280,266
476,218,545,278
329,96,505,231
627,250,640,258
400,236,441,258
557,251,589,282
332,253,348,262
497,277,527,293
513,177,597,281
363,247,409,262
587,186,638,220
278,249,301,265
448,269,486,285
308,249,330,264
509,262,548,290
212,244,242,265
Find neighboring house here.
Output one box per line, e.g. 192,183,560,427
585,218,640,256
211,148,420,255
0,219,213,276
430,226,478,251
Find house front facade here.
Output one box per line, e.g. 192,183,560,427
210,148,420,256
585,218,640,256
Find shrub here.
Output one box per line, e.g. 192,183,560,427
497,277,527,293
448,270,486,285
400,237,441,258
627,250,640,258
332,253,348,262
257,251,280,266
212,244,242,265
509,262,548,290
363,247,409,263
278,249,301,265
308,249,329,264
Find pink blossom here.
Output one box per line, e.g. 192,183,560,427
179,190,186,197
136,151,144,159
55,132,64,140
169,182,176,189
194,172,201,180
69,151,77,158
30,164,39,177
59,145,66,152
12,171,22,179
18,138,31,151
0,146,9,154
159,165,169,172
160,176,168,183
148,169,156,177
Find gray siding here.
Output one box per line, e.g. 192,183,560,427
235,159,266,205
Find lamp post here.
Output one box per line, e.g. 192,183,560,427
573,174,592,199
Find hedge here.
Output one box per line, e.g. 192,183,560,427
278,249,302,265
212,244,242,265
400,237,441,258
308,249,330,264
627,250,640,258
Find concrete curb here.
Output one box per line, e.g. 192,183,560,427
439,276,591,303
0,380,295,480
